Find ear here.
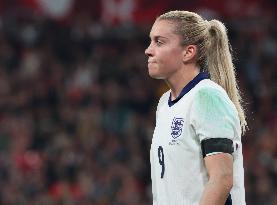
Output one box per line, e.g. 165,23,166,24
182,45,197,63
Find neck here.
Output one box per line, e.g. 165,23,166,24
165,65,200,100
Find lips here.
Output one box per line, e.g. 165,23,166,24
148,60,156,63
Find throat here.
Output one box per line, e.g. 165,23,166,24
167,71,210,107
170,90,179,101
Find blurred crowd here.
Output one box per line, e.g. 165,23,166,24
0,1,276,205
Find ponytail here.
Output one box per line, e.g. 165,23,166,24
207,20,247,134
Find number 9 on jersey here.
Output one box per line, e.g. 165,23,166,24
158,146,165,178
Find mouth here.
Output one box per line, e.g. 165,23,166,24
147,58,156,63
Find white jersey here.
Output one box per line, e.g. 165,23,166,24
150,73,246,205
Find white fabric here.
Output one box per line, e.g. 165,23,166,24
150,79,246,205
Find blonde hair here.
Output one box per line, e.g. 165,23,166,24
158,10,247,134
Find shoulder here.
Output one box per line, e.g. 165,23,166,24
191,79,239,120
155,90,170,115
158,90,170,106
190,80,241,140
194,79,228,97
193,79,233,107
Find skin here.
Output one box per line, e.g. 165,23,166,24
145,19,199,100
200,154,233,205
145,19,233,205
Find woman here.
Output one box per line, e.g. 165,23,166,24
145,11,247,205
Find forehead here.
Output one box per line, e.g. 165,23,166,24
149,20,178,39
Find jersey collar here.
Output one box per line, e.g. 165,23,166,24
168,72,209,107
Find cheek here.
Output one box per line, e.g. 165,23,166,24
158,50,183,70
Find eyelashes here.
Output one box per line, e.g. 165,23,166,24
156,40,163,46
148,39,164,46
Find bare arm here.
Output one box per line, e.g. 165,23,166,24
199,153,233,205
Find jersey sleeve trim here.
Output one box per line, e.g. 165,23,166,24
201,138,234,158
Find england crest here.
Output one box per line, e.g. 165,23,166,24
171,117,184,139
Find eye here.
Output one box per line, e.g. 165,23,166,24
156,39,163,46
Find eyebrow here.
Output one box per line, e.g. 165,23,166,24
149,35,169,40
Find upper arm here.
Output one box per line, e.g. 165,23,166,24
204,153,233,180
190,87,237,184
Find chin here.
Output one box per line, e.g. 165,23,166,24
148,66,162,79
148,71,164,79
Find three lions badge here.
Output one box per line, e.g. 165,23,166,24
171,117,184,139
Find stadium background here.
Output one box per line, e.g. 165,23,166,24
0,0,276,204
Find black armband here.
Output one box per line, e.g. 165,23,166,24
201,138,234,158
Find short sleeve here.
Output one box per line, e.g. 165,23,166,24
190,87,240,156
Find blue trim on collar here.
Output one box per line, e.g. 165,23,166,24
168,72,209,107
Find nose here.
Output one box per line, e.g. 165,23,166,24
145,44,153,57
